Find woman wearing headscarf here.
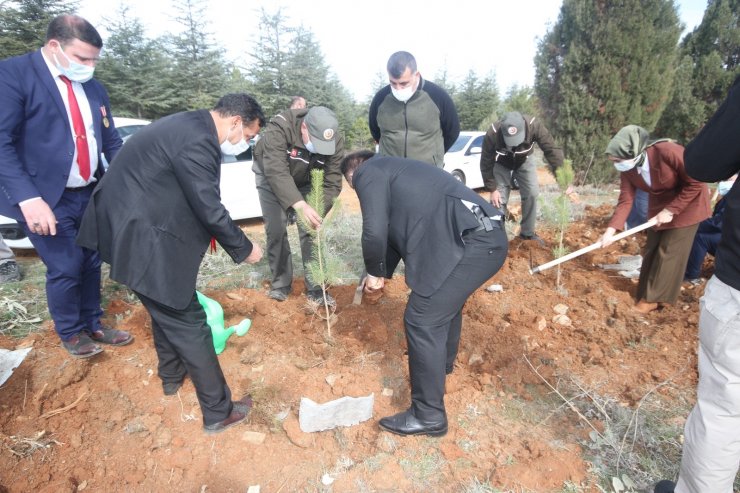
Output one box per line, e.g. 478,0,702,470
600,125,711,314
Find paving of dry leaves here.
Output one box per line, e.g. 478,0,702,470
0,181,707,492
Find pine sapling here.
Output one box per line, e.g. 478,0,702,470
552,159,574,290
297,169,343,336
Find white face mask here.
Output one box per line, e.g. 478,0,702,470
220,125,249,155
305,139,316,153
718,180,734,196
54,47,95,83
613,157,639,172
391,86,414,103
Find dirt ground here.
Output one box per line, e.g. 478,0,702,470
0,180,707,492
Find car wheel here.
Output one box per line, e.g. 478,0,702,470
451,170,465,184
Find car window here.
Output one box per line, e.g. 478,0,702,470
117,125,146,139
447,135,471,153
466,135,485,155
235,147,253,161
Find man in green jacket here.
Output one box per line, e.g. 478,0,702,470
253,106,345,303
480,112,565,243
369,51,459,167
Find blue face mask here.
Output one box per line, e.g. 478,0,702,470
54,47,95,83
305,139,316,154
718,180,734,196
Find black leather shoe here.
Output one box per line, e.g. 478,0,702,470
378,409,448,437
654,480,675,493
162,381,183,396
519,233,545,246
203,395,253,435
268,287,290,301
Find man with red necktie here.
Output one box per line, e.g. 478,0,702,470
0,14,132,358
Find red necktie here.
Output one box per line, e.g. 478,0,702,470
59,75,91,181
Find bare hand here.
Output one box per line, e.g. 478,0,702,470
653,209,674,226
600,227,617,248
20,199,57,236
293,200,322,229
364,274,385,293
243,243,263,264
490,190,502,208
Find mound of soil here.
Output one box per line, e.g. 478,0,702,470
0,192,706,492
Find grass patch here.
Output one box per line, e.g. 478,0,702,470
0,258,48,336
399,446,446,488
1,210,368,339
528,371,693,492
244,380,289,432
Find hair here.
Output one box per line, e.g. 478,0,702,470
213,93,266,128
340,150,376,179
46,15,103,49
387,51,417,78
290,96,306,109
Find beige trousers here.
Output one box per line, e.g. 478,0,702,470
676,276,740,493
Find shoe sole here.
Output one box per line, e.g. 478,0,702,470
203,412,249,435
203,397,253,435
378,422,448,437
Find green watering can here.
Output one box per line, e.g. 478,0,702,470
196,291,251,355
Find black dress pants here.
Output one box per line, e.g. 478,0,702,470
136,291,233,425
403,227,508,421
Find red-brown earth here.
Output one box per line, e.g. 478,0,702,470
0,181,706,492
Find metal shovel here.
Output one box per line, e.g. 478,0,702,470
352,268,368,305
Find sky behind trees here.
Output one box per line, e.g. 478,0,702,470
80,0,707,101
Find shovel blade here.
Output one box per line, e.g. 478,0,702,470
352,269,367,305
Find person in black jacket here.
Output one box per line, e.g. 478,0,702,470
78,94,265,435
341,150,508,437
654,75,740,493
683,176,735,284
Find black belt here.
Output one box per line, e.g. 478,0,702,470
65,183,94,192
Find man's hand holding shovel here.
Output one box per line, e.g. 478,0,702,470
362,274,385,303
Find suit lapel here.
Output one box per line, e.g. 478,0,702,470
30,50,70,133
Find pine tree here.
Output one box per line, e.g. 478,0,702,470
454,71,500,131
534,0,681,183
655,0,739,142
94,6,177,119
164,0,228,111
246,8,362,145
0,0,75,60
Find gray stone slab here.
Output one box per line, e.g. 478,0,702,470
0,347,31,387
298,393,374,433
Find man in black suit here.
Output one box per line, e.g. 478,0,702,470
341,151,509,436
78,94,266,435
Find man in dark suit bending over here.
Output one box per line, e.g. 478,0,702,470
78,94,265,435
341,151,508,437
